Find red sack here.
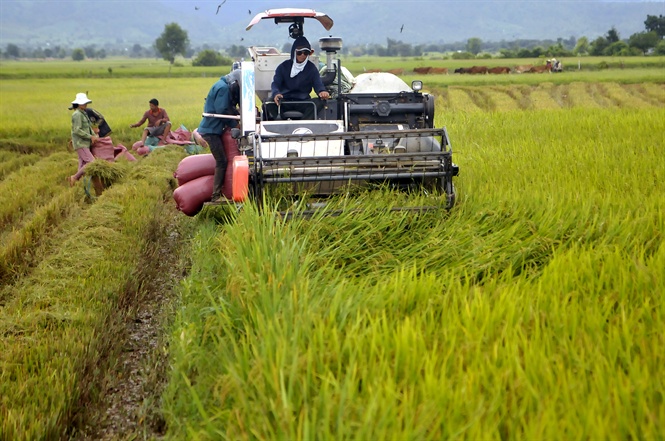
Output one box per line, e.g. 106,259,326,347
222,128,241,200
173,153,215,186
91,137,116,161
173,175,214,216
113,144,137,162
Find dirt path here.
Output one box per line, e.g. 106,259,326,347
72,206,190,440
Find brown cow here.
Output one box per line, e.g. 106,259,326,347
454,66,487,74
514,64,533,73
467,66,488,74
526,62,552,73
413,67,432,74
387,68,404,75
429,67,449,74
488,66,511,74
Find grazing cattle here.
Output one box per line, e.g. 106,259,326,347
429,67,449,74
488,66,511,74
454,66,487,74
514,64,533,73
527,62,552,73
413,67,432,74
387,68,404,75
467,65,488,74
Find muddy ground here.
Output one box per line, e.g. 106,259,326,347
71,206,190,440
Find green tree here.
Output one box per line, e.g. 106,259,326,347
228,45,247,58
5,43,20,58
131,43,143,58
451,51,474,60
644,14,665,38
192,49,230,67
466,37,482,55
84,45,96,58
154,22,189,66
590,36,609,55
72,48,85,61
573,36,590,55
655,39,665,55
606,27,620,43
604,41,629,56
629,31,660,55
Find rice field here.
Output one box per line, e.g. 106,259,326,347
0,61,663,439
160,106,664,440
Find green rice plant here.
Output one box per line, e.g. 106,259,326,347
564,82,604,108
546,83,574,108
601,83,656,108
0,153,41,181
0,189,79,286
0,57,232,80
626,83,665,107
486,86,522,111
0,152,73,231
0,77,221,149
446,87,483,113
0,148,187,440
528,82,561,110
83,158,129,188
160,107,664,439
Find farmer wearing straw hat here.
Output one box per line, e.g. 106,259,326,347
69,92,99,186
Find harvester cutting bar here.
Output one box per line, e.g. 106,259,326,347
348,103,425,114
251,127,457,200
260,153,451,183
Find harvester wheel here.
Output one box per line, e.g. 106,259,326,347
444,179,456,209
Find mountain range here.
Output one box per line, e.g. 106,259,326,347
1,0,663,50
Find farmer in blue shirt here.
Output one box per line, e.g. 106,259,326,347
197,68,241,203
271,36,330,120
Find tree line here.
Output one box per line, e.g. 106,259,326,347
3,15,663,63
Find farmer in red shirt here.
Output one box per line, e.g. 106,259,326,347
129,98,171,146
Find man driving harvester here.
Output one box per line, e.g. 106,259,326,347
270,36,330,120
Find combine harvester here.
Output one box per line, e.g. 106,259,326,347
205,8,459,215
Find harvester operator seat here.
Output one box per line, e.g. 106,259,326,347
281,110,305,120
263,99,317,121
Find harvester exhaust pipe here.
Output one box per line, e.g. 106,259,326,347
319,37,343,86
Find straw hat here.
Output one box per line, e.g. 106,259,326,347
71,92,92,105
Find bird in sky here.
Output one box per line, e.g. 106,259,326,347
249,9,252,15
400,24,404,33
194,6,199,10
216,0,227,15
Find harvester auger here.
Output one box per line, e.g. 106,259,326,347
213,8,459,212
